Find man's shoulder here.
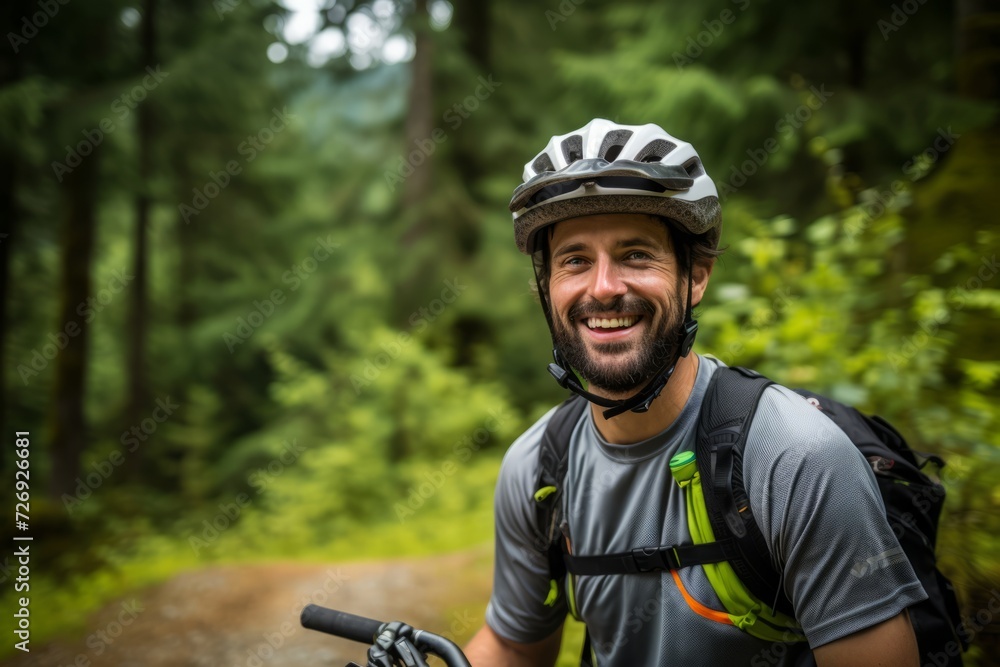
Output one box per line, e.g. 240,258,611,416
751,381,855,455
497,403,562,486
700,359,854,456
738,377,871,499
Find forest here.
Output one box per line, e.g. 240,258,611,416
0,0,998,665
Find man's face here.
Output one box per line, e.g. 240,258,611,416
546,214,686,397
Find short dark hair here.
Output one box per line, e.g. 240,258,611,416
659,217,725,275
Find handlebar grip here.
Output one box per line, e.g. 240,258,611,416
300,604,383,644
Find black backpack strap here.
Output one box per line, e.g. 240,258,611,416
564,539,739,575
535,395,589,600
696,366,794,617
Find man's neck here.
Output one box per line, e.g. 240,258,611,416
588,353,701,445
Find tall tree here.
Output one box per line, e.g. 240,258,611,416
50,149,101,498
40,1,127,499
0,0,34,470
124,0,158,481
956,0,1000,115
401,0,434,246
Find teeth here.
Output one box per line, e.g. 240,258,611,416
586,316,636,329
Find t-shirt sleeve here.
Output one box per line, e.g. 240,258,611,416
485,408,568,643
743,385,928,649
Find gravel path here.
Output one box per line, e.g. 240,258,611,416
3,547,492,667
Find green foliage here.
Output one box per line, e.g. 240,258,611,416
700,187,1000,605
2,0,998,662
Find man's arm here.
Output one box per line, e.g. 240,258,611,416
742,385,928,662
813,610,919,667
464,623,562,667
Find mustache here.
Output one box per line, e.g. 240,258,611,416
567,294,657,322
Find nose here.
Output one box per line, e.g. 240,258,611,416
589,254,628,303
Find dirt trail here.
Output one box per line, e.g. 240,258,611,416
3,547,493,667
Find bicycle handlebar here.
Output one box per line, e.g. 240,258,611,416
301,604,383,644
300,604,472,667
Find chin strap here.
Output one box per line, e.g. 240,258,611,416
538,247,699,420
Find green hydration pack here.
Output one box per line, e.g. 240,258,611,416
533,366,965,666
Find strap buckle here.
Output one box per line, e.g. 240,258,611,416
630,546,676,572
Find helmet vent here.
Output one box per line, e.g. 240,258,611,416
532,153,555,174
561,135,583,164
682,157,705,178
599,129,633,162
635,139,677,163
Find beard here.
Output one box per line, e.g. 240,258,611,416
551,290,685,397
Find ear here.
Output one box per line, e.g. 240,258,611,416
689,258,714,308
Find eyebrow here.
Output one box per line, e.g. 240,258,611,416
552,236,663,259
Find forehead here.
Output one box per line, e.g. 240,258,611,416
548,214,672,252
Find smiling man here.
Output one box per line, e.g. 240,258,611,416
463,119,926,666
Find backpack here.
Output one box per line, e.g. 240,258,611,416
533,365,966,666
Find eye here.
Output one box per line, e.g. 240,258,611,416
625,250,652,261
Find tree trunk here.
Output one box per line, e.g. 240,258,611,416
0,0,29,470
401,0,434,245
50,149,101,499
454,0,491,72
124,0,157,482
955,0,1000,115
451,0,492,189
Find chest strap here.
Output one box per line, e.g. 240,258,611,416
563,539,737,576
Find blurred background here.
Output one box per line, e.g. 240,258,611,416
1,0,998,664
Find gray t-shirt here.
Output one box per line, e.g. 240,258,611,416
485,356,927,665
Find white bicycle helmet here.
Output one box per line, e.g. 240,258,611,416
509,118,721,254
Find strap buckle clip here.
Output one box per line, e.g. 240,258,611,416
630,546,676,572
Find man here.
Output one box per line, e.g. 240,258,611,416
464,119,927,666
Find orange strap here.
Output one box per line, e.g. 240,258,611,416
670,569,733,626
